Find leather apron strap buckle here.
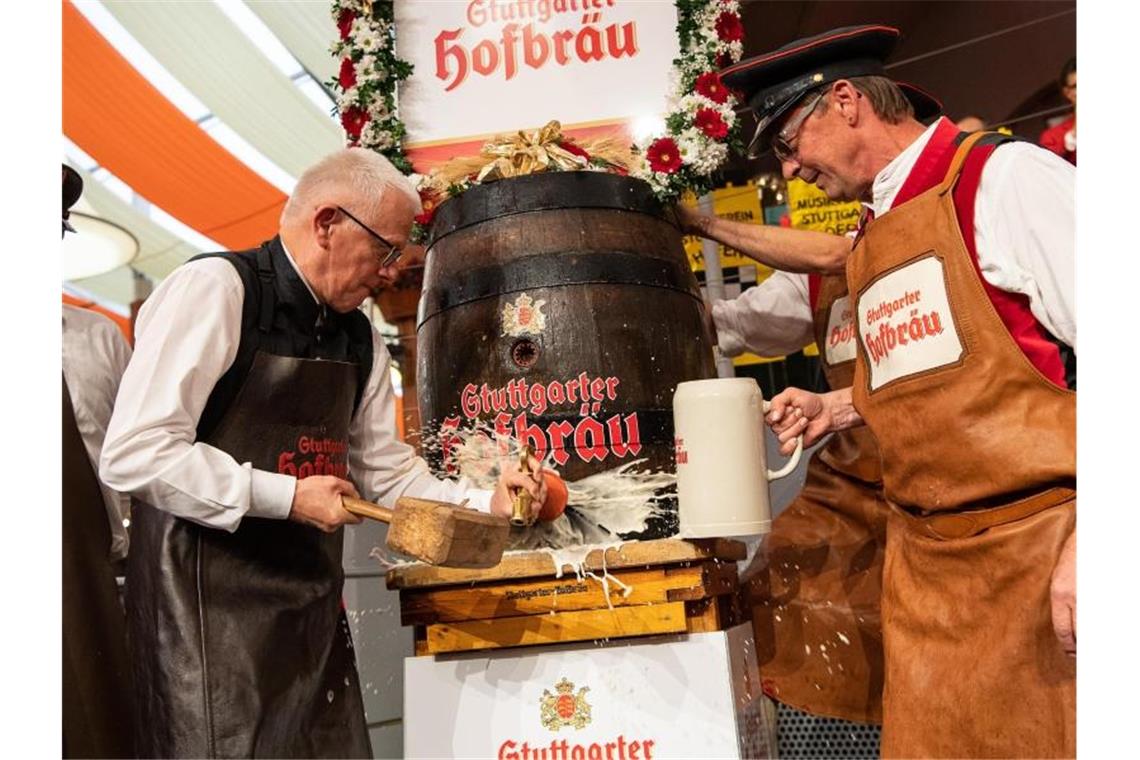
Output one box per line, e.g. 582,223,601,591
905,486,1076,540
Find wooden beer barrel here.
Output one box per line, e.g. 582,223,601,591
416,171,716,538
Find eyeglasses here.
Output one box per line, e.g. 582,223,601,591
771,88,828,163
336,205,403,268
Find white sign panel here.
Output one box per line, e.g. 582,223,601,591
404,626,769,759
395,0,678,154
856,255,964,391
823,294,857,366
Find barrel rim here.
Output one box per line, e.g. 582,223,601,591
426,172,677,247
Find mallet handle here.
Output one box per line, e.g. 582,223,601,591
342,497,395,524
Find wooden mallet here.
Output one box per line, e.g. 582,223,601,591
342,495,510,569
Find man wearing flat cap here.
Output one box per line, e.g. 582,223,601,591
709,24,1074,758
675,26,948,734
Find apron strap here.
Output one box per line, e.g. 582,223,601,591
935,131,991,197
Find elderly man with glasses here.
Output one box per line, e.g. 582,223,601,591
101,148,548,758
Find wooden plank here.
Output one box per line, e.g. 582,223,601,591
665,562,739,602
400,566,707,626
386,537,746,590
423,601,688,654
684,597,722,634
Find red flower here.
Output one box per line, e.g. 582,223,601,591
340,106,369,139
415,189,441,227
339,57,357,89
715,11,744,43
646,137,683,173
715,52,733,70
337,9,356,40
694,108,729,139
695,72,730,104
557,139,591,161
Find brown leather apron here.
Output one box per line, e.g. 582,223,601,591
126,351,371,758
62,374,134,758
745,274,888,724
848,132,1076,758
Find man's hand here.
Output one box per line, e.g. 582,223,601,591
671,202,709,236
765,387,863,456
1050,527,1076,656
288,475,363,533
765,388,827,456
489,454,548,522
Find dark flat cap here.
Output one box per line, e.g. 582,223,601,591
721,25,942,156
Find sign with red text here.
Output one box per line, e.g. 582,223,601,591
823,294,857,366
394,0,678,169
438,371,642,472
856,255,964,391
404,624,771,759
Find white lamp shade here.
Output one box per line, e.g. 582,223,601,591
62,212,140,280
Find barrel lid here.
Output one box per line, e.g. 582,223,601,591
426,172,672,247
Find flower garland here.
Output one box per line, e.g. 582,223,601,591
634,0,743,199
329,0,744,233
329,0,413,173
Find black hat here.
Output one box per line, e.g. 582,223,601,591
721,25,942,157
63,164,83,233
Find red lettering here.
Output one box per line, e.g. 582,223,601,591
521,23,549,68
461,383,481,418
277,451,297,476
553,29,573,64
605,376,619,400
605,21,637,58
435,28,468,92
546,420,574,467
574,417,608,462
440,416,463,475
514,413,548,462
471,38,499,77
500,23,519,81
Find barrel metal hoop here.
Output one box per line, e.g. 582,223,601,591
417,250,703,327
427,173,673,246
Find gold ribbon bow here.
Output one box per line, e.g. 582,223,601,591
475,120,589,183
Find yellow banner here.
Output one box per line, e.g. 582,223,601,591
786,178,862,235
682,185,778,366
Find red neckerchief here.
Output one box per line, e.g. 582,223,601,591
889,117,961,210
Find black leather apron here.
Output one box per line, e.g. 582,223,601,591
62,374,134,758
126,242,372,758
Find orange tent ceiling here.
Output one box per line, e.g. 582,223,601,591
62,1,285,251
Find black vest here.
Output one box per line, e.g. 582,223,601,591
192,237,374,438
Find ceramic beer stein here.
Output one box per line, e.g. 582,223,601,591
673,377,804,537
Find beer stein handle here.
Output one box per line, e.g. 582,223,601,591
761,399,804,480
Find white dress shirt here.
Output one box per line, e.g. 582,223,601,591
713,122,1076,359
63,305,133,560
101,248,492,533
711,271,814,358
870,120,1076,350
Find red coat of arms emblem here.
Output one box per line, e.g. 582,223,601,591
540,677,591,730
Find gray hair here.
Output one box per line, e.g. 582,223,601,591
846,75,914,124
280,148,420,227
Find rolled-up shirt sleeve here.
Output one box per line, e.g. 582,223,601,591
348,328,493,512
100,259,296,532
711,271,814,357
